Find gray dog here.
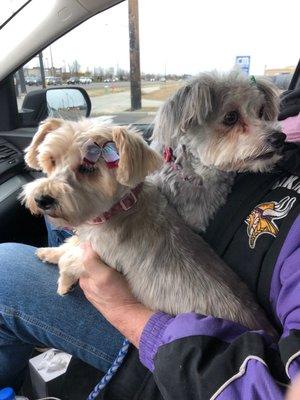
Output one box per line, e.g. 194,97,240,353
21,119,274,334
151,71,286,232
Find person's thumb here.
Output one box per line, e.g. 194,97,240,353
80,242,110,274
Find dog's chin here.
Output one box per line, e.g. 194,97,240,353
212,151,283,174
44,210,59,219
41,209,73,228
47,214,74,229
236,152,282,173
47,212,101,228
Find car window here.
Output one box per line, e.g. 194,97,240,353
0,0,29,27
14,0,299,126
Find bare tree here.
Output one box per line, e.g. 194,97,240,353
69,60,81,76
93,66,104,81
105,67,114,80
116,68,129,81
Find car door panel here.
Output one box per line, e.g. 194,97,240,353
0,133,47,245
0,127,36,152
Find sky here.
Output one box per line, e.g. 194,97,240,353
24,0,299,76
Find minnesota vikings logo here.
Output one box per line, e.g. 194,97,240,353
245,196,296,249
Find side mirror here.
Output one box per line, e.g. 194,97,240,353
20,87,91,127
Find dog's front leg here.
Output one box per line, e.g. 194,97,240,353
36,246,66,265
36,235,80,265
57,246,85,296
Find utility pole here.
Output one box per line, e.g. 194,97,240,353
39,52,46,88
128,0,141,110
18,67,27,94
49,46,54,76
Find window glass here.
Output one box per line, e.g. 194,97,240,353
15,0,299,125
0,0,29,26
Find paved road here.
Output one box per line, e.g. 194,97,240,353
17,83,163,124
90,87,162,115
92,112,156,125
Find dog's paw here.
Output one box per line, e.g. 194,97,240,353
57,286,70,296
57,283,77,296
57,275,77,296
36,248,60,264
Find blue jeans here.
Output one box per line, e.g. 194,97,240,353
0,226,124,389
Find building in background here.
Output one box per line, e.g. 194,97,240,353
24,67,62,78
264,65,295,77
264,65,296,90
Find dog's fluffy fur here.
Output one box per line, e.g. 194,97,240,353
151,70,285,232
21,119,274,333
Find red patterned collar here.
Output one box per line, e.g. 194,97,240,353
87,183,143,225
163,146,202,185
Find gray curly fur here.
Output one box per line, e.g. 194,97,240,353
151,70,281,232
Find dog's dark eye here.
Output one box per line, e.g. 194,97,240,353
50,157,55,166
223,111,239,126
258,106,264,119
78,164,96,174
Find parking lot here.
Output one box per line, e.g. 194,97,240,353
24,80,133,92
16,80,180,124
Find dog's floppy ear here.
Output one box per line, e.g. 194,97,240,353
24,118,63,170
112,126,162,187
152,78,213,147
180,79,213,132
255,77,279,121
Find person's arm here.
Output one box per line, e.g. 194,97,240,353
139,311,288,399
139,216,300,399
271,216,300,382
79,242,154,347
79,243,290,399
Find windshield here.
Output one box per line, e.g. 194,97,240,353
0,0,29,27
15,0,299,125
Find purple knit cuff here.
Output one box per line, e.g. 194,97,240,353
287,355,300,380
139,311,174,372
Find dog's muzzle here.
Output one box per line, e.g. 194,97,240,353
34,195,56,210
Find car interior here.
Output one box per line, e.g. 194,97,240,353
0,0,299,398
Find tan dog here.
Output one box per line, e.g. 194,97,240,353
21,118,275,334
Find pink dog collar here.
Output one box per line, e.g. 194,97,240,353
88,183,143,225
163,146,199,184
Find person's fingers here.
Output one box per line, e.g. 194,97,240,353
81,242,110,274
78,275,88,291
286,374,300,400
80,242,124,292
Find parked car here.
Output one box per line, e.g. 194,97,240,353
67,76,80,84
25,76,42,86
46,76,62,85
79,76,92,84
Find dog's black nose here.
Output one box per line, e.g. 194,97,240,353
268,131,286,149
34,195,56,210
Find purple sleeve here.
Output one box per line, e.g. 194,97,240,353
139,312,249,371
270,215,300,379
217,360,286,399
137,216,300,399
139,312,286,399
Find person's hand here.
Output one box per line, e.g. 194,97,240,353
79,242,154,347
286,374,300,400
79,242,139,314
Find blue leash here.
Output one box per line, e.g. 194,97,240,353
87,338,130,399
